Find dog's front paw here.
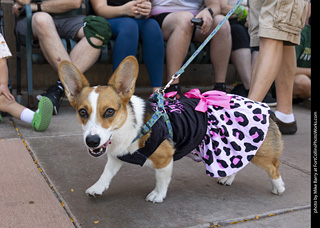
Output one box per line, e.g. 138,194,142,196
145,190,166,203
86,182,107,197
217,173,236,186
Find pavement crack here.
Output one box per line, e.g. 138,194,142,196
280,159,311,175
206,205,311,227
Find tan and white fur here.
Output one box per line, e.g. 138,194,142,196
58,56,285,203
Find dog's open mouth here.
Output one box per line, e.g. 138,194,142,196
88,138,112,157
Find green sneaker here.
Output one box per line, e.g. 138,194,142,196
0,113,2,123
32,97,53,131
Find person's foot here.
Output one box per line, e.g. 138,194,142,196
213,83,226,92
270,111,297,135
231,83,249,97
37,81,64,115
274,118,297,135
0,113,2,123
262,95,277,107
32,97,53,131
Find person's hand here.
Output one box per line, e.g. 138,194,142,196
136,0,151,16
0,84,15,101
12,2,23,16
122,0,151,17
195,9,213,35
122,1,140,17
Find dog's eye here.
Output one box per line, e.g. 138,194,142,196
78,108,88,118
103,108,115,118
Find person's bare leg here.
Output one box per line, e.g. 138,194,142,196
161,12,194,84
32,14,102,73
70,28,102,73
231,48,252,89
0,95,25,120
32,12,71,71
248,38,283,102
275,45,296,115
251,50,259,72
194,15,231,85
208,16,231,84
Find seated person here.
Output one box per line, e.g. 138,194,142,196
293,13,311,107
0,33,52,131
150,0,232,96
90,0,165,92
13,0,110,114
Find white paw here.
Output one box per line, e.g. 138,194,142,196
271,176,285,195
86,182,107,197
145,190,166,203
217,174,236,186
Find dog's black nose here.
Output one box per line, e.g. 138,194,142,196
86,134,101,148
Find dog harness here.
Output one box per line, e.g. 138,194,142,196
118,89,271,178
118,94,207,165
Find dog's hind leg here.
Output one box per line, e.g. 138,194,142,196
146,159,173,203
251,155,285,195
251,119,285,195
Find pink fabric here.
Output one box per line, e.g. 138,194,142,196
164,91,178,98
184,89,232,112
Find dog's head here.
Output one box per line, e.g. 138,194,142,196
58,56,139,157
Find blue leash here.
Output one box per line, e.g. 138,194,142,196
133,0,244,143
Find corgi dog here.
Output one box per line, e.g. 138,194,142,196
58,56,285,203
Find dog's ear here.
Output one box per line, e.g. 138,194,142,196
108,56,139,104
58,60,90,108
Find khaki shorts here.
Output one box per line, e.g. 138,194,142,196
248,0,308,47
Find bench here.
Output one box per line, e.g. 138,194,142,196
15,1,211,108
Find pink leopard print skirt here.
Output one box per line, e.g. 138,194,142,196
193,95,270,178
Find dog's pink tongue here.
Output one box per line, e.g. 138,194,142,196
102,140,111,148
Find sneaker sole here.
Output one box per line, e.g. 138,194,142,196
33,97,53,131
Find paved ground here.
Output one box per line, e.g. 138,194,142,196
0,90,311,228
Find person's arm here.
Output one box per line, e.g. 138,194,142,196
15,0,82,14
220,0,236,18
204,0,221,16
195,0,221,34
296,67,311,77
0,59,15,101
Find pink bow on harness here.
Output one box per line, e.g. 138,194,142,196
184,88,232,112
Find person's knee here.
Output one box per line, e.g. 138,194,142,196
213,15,231,35
294,75,311,98
117,18,139,37
176,12,194,32
32,12,54,34
166,12,193,33
142,19,162,35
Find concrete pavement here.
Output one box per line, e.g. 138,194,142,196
0,90,311,228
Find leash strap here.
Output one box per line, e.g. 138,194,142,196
160,0,244,93
132,93,173,143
